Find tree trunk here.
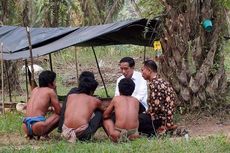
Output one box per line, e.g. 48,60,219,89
0,0,8,24
159,0,228,111
0,1,20,99
51,0,60,27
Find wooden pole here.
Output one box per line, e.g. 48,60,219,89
91,46,109,98
49,53,53,72
26,27,35,90
1,42,5,115
5,61,12,102
74,47,79,85
143,46,146,62
25,60,29,101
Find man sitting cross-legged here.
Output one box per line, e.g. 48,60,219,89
22,70,61,139
61,76,103,143
103,78,140,142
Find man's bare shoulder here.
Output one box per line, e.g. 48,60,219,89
68,94,100,103
113,96,139,104
130,96,139,102
112,95,122,101
35,87,53,92
32,87,55,96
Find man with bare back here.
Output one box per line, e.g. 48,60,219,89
61,75,103,142
103,78,140,142
22,70,61,139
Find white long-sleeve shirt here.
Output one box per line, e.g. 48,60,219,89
115,71,148,110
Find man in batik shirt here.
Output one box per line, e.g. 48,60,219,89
139,60,176,137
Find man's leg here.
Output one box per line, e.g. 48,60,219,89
138,113,161,137
103,119,120,142
78,110,103,141
32,114,60,136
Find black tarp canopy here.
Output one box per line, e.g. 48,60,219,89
0,18,160,61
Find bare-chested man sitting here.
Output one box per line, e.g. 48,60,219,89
61,75,102,142
22,70,61,139
103,78,140,142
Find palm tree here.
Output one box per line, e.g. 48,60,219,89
79,0,125,25
156,0,229,111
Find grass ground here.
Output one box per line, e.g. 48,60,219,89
0,112,229,153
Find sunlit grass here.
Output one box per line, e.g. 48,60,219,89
0,112,23,134
0,112,229,153
0,133,229,153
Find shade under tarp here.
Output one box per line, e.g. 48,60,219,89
1,18,160,60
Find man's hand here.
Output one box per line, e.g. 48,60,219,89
157,126,167,135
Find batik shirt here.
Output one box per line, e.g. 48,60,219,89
147,76,176,127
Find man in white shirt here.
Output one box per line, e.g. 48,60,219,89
115,57,148,113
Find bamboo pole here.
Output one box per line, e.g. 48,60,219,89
1,42,5,115
25,60,29,101
91,46,109,98
143,46,146,62
5,61,12,102
74,47,79,85
25,27,35,90
49,53,53,72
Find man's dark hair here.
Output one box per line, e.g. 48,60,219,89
78,77,98,95
39,70,56,87
79,71,95,81
119,57,135,68
143,60,158,72
118,78,135,96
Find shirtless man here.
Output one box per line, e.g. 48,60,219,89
22,70,61,139
58,71,96,132
61,76,102,142
103,78,140,142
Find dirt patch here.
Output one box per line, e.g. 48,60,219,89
177,114,230,138
0,133,28,147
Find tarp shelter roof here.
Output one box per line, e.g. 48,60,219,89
0,18,160,61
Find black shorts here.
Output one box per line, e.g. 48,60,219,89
78,110,103,141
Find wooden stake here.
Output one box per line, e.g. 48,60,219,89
1,42,5,115
143,46,146,62
25,60,29,101
26,27,36,90
92,46,109,98
49,53,53,72
4,61,12,102
74,47,79,85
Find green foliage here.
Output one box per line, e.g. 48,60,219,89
137,0,164,18
79,0,125,25
94,85,115,98
220,0,230,9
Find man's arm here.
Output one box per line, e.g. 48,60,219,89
103,99,115,119
49,90,61,115
94,97,104,111
132,76,148,106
